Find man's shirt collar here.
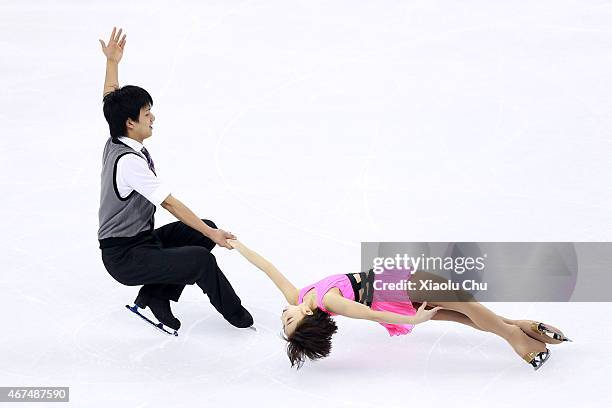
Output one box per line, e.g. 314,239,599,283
118,136,144,152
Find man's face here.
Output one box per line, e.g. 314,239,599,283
127,105,155,140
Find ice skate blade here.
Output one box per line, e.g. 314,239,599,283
125,304,179,336
523,348,551,371
531,322,572,343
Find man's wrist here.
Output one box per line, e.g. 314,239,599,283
200,224,214,238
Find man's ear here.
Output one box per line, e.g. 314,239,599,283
126,118,135,130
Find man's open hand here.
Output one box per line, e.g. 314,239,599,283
208,228,237,250
99,27,126,63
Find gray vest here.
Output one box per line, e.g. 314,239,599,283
98,138,156,241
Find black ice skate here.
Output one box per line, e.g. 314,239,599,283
223,305,254,329
126,296,181,336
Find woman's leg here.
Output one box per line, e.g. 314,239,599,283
414,301,565,344
414,301,518,330
408,272,547,360
412,301,483,331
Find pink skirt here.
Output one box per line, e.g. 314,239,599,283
371,267,417,336
371,300,417,336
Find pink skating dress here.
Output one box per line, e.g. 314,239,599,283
298,269,417,336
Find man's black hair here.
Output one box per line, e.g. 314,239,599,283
102,85,153,138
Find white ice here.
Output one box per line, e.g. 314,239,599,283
1,0,611,407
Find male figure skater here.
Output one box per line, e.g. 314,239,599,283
97,27,253,334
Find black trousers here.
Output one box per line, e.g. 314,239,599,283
101,219,243,318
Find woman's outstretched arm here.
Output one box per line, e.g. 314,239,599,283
323,292,442,325
229,239,299,305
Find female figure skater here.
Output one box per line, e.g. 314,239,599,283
229,240,570,371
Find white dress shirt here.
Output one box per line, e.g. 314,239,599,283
116,137,171,206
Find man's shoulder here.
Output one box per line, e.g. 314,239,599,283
105,138,138,154
103,138,144,166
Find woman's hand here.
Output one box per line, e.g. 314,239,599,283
227,239,245,251
99,27,126,63
412,302,443,324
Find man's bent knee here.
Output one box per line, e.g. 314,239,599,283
202,219,218,229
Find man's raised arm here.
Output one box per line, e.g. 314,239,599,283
99,27,126,97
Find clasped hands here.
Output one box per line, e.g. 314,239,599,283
208,228,237,250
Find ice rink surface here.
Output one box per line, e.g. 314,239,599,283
1,0,612,406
